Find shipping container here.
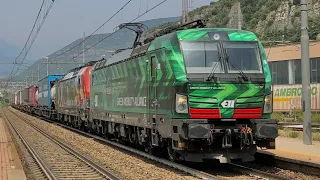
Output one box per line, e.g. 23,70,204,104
21,87,29,105
272,83,320,112
16,90,22,105
14,92,18,105
28,85,38,106
37,75,62,108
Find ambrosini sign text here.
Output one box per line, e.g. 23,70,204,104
274,86,318,97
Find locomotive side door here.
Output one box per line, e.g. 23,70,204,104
147,54,159,126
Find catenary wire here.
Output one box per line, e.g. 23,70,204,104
24,0,168,82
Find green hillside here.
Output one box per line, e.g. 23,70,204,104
150,0,320,46
188,0,320,44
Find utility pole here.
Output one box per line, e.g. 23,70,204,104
45,57,49,76
31,69,33,85
301,0,312,145
182,0,189,24
237,1,242,30
83,32,85,64
38,64,40,81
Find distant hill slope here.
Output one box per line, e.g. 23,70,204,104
0,39,20,58
0,39,36,63
0,40,30,78
12,16,180,82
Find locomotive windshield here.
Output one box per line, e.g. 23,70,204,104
181,41,262,74
180,41,224,74
222,41,262,73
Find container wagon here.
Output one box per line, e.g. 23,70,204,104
27,85,38,113
35,75,62,118
16,90,22,107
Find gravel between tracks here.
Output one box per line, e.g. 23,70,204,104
4,108,113,180
14,107,319,180
240,162,320,180
1,114,45,180
9,107,261,180
9,108,200,180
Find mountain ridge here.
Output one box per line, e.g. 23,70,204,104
14,0,320,83
12,16,181,82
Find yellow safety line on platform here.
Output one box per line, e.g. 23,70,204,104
276,148,320,159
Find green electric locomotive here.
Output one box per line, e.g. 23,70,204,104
89,20,278,163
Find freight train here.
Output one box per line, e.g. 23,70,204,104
11,20,278,163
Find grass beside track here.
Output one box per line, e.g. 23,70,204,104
279,129,320,141
272,111,320,124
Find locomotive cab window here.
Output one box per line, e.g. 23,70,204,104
222,41,262,73
180,41,224,74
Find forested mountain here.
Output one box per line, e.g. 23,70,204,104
189,0,320,43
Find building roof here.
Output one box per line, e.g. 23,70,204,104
264,40,320,62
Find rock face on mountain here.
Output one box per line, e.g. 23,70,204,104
189,0,320,43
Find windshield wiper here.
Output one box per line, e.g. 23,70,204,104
222,46,249,81
206,44,222,82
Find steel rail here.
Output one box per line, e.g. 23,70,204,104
1,108,57,180
13,107,305,180
11,108,224,180
5,107,121,180
42,119,223,180
226,163,291,180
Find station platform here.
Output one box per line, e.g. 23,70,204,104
0,118,27,180
258,137,320,169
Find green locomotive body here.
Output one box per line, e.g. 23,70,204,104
89,21,277,163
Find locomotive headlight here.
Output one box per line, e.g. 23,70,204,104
263,94,273,113
176,94,188,114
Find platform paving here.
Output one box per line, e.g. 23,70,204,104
258,137,320,167
0,118,26,180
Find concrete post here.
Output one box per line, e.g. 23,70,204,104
300,0,312,145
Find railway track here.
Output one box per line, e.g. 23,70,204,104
1,107,121,180
8,107,294,180
222,163,291,180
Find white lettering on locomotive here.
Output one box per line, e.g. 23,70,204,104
117,97,146,107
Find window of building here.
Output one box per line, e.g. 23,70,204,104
269,58,320,85
278,61,289,84
294,59,302,84
311,58,320,83
269,62,277,84
269,61,289,84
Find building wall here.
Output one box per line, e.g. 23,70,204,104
265,41,320,85
265,41,320,62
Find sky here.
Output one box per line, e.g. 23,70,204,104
0,0,213,61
